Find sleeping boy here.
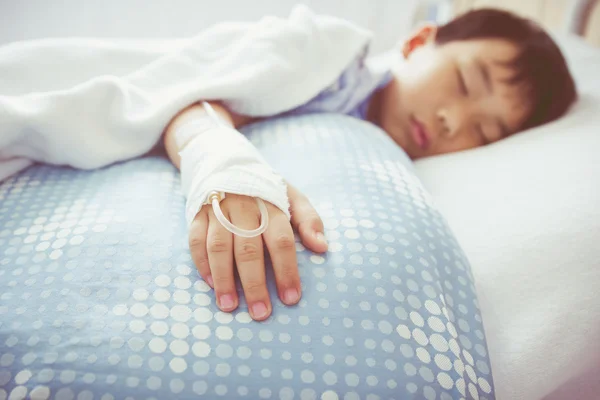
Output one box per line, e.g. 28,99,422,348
0,7,576,321
162,8,576,320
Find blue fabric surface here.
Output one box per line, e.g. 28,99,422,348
0,114,494,400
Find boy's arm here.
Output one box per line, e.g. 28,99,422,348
162,102,327,321
163,101,257,169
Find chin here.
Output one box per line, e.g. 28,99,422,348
403,147,419,159
387,126,417,159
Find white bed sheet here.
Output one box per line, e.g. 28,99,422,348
414,34,600,400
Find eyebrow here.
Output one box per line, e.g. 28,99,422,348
476,58,492,93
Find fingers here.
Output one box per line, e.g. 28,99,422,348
228,196,271,321
189,188,321,320
288,188,328,253
188,208,213,288
207,206,238,313
263,203,301,306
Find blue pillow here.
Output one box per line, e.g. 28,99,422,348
0,114,495,400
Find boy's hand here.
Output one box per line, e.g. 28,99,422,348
188,183,327,321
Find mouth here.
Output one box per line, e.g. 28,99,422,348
409,116,430,150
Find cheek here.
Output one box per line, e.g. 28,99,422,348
401,56,455,103
500,96,530,132
403,59,439,88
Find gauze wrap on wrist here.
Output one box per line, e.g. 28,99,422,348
176,108,290,229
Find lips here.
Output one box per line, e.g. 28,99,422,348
409,116,430,150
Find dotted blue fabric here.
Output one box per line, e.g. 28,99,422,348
0,114,495,400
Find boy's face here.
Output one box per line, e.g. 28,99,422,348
376,25,530,159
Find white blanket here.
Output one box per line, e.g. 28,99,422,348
0,5,370,185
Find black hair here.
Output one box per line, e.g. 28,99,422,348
435,8,577,132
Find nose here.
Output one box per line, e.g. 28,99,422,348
436,109,459,138
436,102,472,139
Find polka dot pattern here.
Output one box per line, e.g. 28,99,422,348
0,115,494,399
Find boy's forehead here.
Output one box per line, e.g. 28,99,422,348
445,38,521,62
447,38,523,82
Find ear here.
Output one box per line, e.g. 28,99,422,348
401,23,438,59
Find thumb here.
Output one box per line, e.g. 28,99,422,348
288,192,328,254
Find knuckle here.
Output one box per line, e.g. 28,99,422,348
305,214,323,229
243,279,266,295
280,261,298,277
213,274,232,289
195,257,210,272
225,195,256,212
278,262,299,286
236,241,261,263
188,234,205,251
273,233,295,251
207,238,229,254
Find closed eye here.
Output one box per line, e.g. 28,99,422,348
456,66,468,96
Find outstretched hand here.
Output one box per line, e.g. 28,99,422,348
188,183,327,321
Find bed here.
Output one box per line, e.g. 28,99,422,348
414,1,600,399
1,1,599,400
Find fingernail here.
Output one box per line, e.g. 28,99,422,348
219,294,234,310
315,232,327,243
251,302,268,319
206,275,214,288
284,288,299,304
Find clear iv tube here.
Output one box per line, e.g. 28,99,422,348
201,101,269,238
209,192,269,238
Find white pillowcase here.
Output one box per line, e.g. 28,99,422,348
413,34,600,400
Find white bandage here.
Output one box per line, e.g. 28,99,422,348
176,103,290,230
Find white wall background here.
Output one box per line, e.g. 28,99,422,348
0,0,423,54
